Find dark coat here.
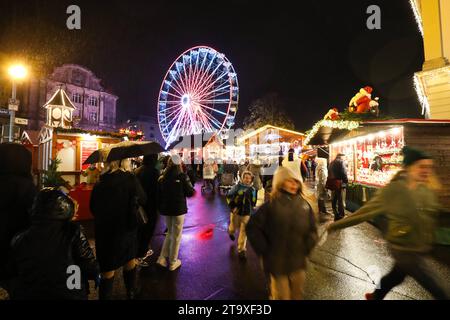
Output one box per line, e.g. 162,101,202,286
246,190,318,275
90,170,147,272
0,143,37,281
158,167,195,216
9,222,98,300
328,159,348,184
134,164,160,216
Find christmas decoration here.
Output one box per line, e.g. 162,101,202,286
348,86,380,114
323,107,340,120
304,119,360,145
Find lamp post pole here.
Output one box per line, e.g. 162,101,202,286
9,79,17,142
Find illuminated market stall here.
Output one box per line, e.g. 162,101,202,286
306,118,450,244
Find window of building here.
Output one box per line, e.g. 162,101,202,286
88,96,98,107
89,112,97,123
72,93,83,104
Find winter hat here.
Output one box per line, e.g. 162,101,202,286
272,166,302,191
240,170,254,183
401,146,431,167
32,187,75,221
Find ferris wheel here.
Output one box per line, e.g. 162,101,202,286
157,46,238,147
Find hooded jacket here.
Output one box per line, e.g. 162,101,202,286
0,143,37,281
246,167,318,275
158,165,195,216
329,176,440,253
9,188,98,300
226,171,257,216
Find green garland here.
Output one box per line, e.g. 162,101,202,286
54,127,143,139
338,110,393,122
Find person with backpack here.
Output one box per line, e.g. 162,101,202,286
226,171,257,259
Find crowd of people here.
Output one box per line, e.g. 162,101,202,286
0,142,448,300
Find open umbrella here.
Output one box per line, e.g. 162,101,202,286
106,141,165,162
83,146,113,165
83,150,101,165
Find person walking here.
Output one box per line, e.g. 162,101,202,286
0,143,37,293
282,148,302,183
328,146,449,300
327,153,348,221
90,158,147,300
316,157,330,222
8,188,99,300
226,171,257,259
134,154,160,267
156,155,195,271
246,166,318,300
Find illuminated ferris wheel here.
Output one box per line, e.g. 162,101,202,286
157,46,239,147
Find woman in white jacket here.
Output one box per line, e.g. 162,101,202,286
315,157,330,221
282,149,303,183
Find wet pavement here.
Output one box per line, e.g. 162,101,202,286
1,181,449,300
87,181,450,300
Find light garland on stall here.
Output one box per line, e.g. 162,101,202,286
413,74,431,118
409,0,424,37
304,120,360,145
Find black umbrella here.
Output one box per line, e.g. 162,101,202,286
83,150,102,165
106,141,165,162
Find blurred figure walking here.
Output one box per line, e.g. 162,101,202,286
247,166,318,300
328,146,449,300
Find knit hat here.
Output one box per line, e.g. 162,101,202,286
401,146,431,167
272,166,302,190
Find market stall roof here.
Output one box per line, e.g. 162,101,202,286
305,118,450,146
21,130,40,146
237,124,305,144
305,120,360,146
43,87,76,110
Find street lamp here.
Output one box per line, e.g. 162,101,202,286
7,64,27,142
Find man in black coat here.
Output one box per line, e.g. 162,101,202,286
8,188,99,300
0,143,37,291
328,153,348,221
134,154,160,266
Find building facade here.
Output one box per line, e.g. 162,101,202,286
412,0,450,119
119,115,164,145
19,64,118,131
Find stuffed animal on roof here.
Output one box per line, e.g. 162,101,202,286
323,107,340,120
349,86,379,113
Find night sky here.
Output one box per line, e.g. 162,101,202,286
0,0,424,131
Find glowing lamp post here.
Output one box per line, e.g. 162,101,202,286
7,64,28,142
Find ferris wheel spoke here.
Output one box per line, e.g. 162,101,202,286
191,51,204,94
167,109,186,143
197,99,230,105
195,70,229,100
197,105,224,129
192,51,218,94
166,91,182,100
196,103,228,116
193,63,223,95
182,61,192,93
187,55,195,93
173,69,187,92
196,112,215,132
164,100,184,105
198,82,231,101
175,64,190,94
161,103,182,113
164,107,184,125
166,81,185,98
194,65,228,98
